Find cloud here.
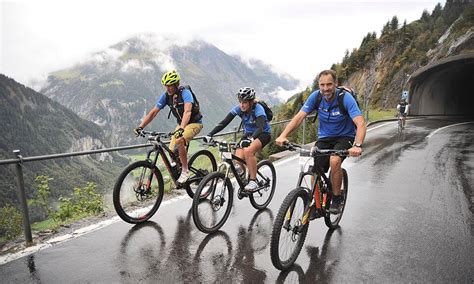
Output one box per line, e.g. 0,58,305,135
1,0,442,91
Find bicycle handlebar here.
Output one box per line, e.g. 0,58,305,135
139,130,175,140
202,138,241,150
283,142,349,157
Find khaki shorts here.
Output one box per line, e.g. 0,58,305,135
169,123,203,151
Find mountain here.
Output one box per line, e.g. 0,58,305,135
0,74,125,220
281,0,472,112
40,34,299,146
268,0,473,150
333,0,473,108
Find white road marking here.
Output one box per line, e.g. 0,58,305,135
426,121,474,139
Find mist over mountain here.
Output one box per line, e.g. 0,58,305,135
41,34,299,146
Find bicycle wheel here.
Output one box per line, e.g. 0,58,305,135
250,160,276,210
186,149,218,199
113,161,164,224
397,119,403,134
270,187,310,270
324,168,348,229
192,172,233,233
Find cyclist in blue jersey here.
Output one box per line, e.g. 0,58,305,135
204,87,272,191
134,70,203,184
276,69,366,214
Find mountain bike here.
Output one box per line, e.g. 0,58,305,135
113,130,217,224
396,113,405,134
270,142,349,270
192,139,276,233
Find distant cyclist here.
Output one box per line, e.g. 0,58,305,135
396,99,409,128
204,87,272,192
276,69,366,215
134,70,203,184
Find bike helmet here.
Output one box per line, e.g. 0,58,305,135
237,87,256,101
161,70,181,86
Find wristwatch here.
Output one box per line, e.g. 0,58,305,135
354,143,362,148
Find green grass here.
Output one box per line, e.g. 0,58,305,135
367,108,397,122
32,218,60,231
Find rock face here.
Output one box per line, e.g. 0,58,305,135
331,0,473,109
41,34,299,146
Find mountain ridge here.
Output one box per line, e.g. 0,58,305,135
0,74,124,220
40,34,299,146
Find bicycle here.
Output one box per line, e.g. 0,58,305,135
113,130,217,224
396,113,405,134
192,139,276,233
270,142,349,270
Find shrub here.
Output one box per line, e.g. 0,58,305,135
0,204,23,241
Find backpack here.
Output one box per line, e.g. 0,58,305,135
166,85,202,124
398,101,408,113
256,100,273,121
236,100,273,134
312,86,359,122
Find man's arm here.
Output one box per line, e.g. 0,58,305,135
179,102,192,129
275,110,307,146
353,115,366,145
347,115,366,157
139,106,160,128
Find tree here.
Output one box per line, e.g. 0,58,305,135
421,9,430,22
381,21,391,36
390,16,399,30
432,3,443,19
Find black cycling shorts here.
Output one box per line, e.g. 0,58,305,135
314,136,354,173
241,132,272,148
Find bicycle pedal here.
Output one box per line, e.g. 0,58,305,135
174,183,186,190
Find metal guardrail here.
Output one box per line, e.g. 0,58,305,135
0,116,311,245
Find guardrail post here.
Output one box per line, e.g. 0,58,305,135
13,149,33,245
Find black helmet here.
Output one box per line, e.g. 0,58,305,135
236,87,256,101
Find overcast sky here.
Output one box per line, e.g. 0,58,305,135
1,0,442,92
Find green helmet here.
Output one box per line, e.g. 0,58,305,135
161,70,180,86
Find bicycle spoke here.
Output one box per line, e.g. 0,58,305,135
193,173,233,233
249,160,276,210
278,198,305,261
186,150,217,199
271,188,309,270
113,161,164,224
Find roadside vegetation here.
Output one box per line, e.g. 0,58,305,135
1,176,104,245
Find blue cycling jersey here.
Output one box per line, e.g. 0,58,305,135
155,89,202,123
231,103,271,135
301,89,362,138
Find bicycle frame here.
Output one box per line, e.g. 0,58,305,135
142,132,187,185
297,167,332,224
285,144,347,226
220,154,248,189
211,140,271,194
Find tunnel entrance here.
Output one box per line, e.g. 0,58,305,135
409,54,474,116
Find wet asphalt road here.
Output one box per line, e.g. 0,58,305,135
1,117,473,283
